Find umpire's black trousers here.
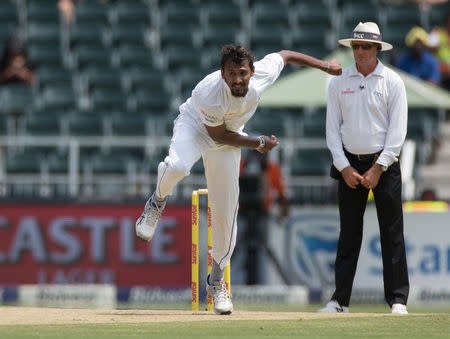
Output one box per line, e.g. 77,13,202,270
331,153,409,307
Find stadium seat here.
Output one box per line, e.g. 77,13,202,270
67,111,104,136
0,1,17,23
250,24,290,54
429,2,450,28
69,22,105,48
109,1,150,25
163,46,203,73
90,152,129,174
245,115,288,138
293,2,331,26
0,23,17,46
90,88,127,111
47,151,69,174
37,65,73,90
73,0,109,25
161,0,200,27
26,22,60,44
131,88,171,112
290,148,331,176
202,26,239,49
302,111,327,138
123,67,166,93
22,113,61,136
27,0,60,23
6,151,42,174
204,2,241,28
0,114,9,135
252,1,290,27
109,24,146,47
110,113,147,136
115,45,154,69
73,45,112,70
28,42,63,67
0,84,33,114
40,85,77,111
160,25,196,49
341,0,379,38
81,66,122,92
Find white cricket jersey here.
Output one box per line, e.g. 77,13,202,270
326,60,408,171
179,53,284,137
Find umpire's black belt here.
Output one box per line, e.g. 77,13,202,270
344,149,382,161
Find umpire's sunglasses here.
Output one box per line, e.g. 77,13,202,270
350,42,376,50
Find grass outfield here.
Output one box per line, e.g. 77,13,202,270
0,305,449,339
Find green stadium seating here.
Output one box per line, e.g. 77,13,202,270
26,22,60,44
109,24,146,47
37,65,72,90
0,84,33,114
110,113,147,136
0,1,17,19
90,88,127,111
123,67,165,93
40,85,77,110
110,1,150,25
115,45,154,69
69,22,105,48
67,112,104,136
164,46,203,73
82,66,122,91
6,151,41,174
204,2,241,28
341,1,379,38
90,152,129,174
27,0,59,23
73,45,112,69
74,0,109,25
0,114,9,135
23,113,60,136
162,1,200,27
28,42,63,67
131,88,171,112
160,25,195,49
252,1,290,27
290,148,331,176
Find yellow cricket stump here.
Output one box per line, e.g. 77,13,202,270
192,189,231,312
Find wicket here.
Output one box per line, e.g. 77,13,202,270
191,188,231,311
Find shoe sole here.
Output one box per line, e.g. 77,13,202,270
214,308,233,315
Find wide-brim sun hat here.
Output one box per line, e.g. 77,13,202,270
338,22,393,51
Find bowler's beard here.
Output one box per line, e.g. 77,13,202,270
230,86,248,97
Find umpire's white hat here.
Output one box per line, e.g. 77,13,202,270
338,22,393,51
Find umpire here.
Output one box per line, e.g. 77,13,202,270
320,22,409,314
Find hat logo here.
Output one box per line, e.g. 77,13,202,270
354,33,364,39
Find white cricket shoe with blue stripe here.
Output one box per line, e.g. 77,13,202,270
135,193,167,242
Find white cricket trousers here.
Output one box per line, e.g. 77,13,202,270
155,113,240,270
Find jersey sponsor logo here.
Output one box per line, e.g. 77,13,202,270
341,88,355,94
373,90,383,98
201,110,217,123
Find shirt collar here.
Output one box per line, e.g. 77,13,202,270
349,59,386,78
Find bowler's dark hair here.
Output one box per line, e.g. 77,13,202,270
221,44,255,71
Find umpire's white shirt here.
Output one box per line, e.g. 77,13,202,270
179,53,284,142
326,60,408,171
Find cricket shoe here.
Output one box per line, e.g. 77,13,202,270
135,193,167,242
318,300,349,313
206,275,233,315
391,303,408,314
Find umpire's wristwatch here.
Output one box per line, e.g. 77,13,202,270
381,164,388,172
